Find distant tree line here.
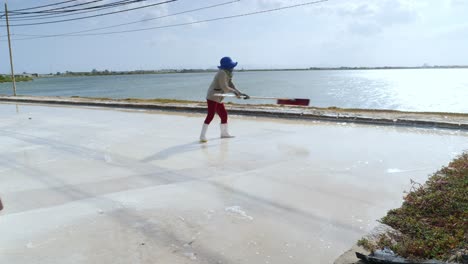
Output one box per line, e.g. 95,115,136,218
0,74,34,83
53,69,219,76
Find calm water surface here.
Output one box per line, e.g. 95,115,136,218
0,69,466,113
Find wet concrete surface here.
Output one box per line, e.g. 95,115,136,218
0,103,467,264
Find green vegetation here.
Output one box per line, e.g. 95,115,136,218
357,238,375,250
0,75,33,83
359,153,468,261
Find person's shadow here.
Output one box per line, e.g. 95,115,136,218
140,140,217,162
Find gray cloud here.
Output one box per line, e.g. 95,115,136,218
336,0,418,36
451,0,468,7
348,21,382,35
251,0,285,9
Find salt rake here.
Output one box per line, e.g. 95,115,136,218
214,93,310,106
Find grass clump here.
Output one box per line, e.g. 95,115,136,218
370,153,468,261
357,238,376,251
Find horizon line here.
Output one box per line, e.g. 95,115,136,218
4,65,468,75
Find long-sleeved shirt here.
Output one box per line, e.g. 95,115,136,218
206,70,238,103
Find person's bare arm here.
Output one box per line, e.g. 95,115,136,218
229,80,242,94
229,80,250,99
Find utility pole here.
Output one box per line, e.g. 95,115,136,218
5,2,17,96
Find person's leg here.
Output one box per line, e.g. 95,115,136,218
217,103,234,138
204,100,217,125
216,103,228,124
200,100,218,142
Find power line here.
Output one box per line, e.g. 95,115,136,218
2,0,177,27
14,0,240,37
9,0,147,16
8,0,80,12
9,0,105,15
6,0,145,21
10,0,328,40
3,0,130,20
7,0,145,18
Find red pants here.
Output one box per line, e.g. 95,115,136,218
204,100,228,124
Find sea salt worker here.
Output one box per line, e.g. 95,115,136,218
199,56,249,143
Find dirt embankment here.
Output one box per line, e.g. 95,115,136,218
1,95,467,130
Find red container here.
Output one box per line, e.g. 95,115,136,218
276,98,310,106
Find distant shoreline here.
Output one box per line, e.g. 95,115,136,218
4,65,467,78
307,65,468,70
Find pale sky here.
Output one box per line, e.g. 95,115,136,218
1,0,467,73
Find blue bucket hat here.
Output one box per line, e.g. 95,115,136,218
218,57,238,70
